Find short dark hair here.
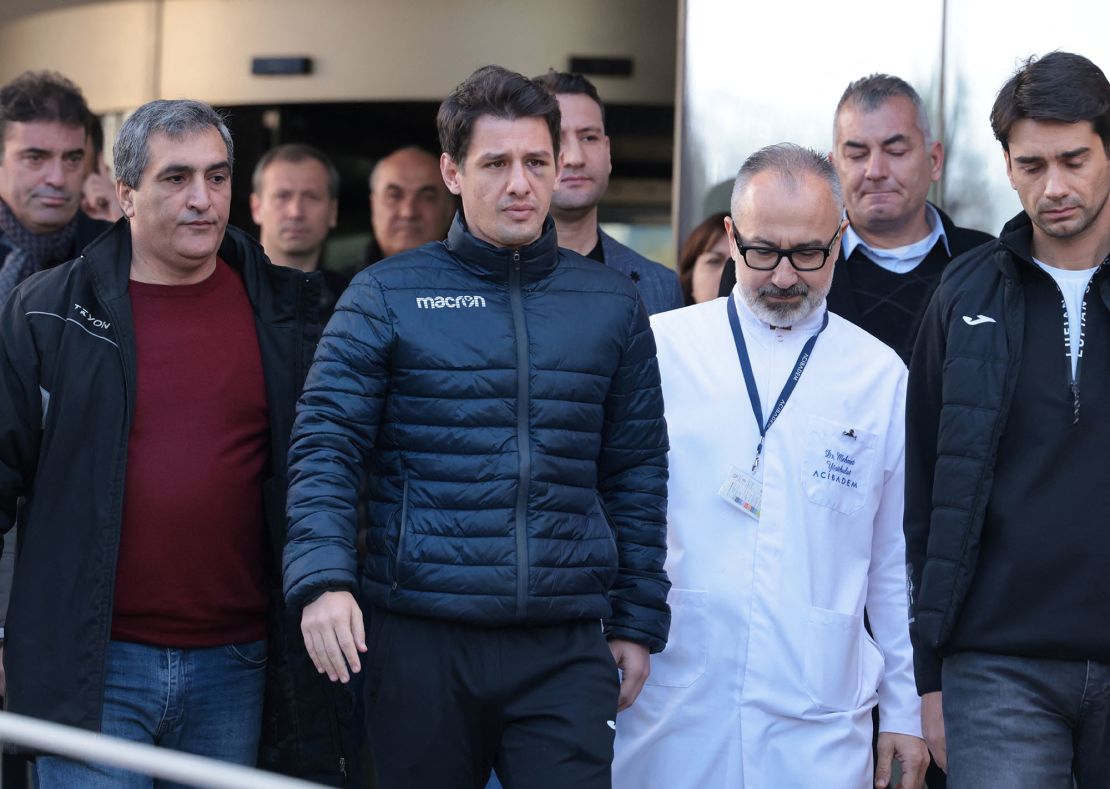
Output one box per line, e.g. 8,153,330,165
532,69,605,126
114,99,233,189
252,143,340,199
991,51,1110,152
437,65,561,165
835,73,932,142
677,211,728,306
0,70,90,158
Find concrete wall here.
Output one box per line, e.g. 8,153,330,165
0,0,677,113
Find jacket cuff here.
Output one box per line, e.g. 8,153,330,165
603,623,665,654
913,643,943,695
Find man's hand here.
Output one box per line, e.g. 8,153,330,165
875,732,930,789
921,691,947,773
300,590,366,684
609,639,650,712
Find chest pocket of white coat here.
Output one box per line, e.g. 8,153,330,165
800,416,877,516
644,588,708,688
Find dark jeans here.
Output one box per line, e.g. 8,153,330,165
35,639,267,788
364,609,619,789
943,651,1110,789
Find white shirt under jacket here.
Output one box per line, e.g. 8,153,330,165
612,292,920,789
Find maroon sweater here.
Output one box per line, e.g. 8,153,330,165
112,260,270,647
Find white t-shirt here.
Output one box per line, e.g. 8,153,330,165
1033,257,1098,376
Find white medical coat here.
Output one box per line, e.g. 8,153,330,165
613,295,920,789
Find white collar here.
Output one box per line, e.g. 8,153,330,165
842,203,950,262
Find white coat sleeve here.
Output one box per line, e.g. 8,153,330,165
865,369,922,737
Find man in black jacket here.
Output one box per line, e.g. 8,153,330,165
0,99,349,786
285,65,669,789
718,75,992,365
906,52,1110,787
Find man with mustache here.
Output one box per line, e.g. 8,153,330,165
613,143,927,789
906,51,1110,787
284,65,670,789
534,70,683,316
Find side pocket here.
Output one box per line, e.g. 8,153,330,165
644,588,709,688
391,475,410,588
804,607,873,711
225,639,269,668
594,492,618,551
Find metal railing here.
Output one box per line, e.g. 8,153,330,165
0,711,326,788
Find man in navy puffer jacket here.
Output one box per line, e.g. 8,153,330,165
283,64,671,789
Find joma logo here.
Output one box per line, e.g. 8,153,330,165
415,295,487,310
73,302,111,330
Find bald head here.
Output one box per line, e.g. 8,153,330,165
369,146,454,257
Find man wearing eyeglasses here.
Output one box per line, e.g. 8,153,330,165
613,143,928,789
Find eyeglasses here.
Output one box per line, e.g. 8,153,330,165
731,224,843,271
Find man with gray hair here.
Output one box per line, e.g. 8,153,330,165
0,99,350,785
719,75,991,365
613,143,927,789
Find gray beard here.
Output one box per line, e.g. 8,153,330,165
741,282,828,327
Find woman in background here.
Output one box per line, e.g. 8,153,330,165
677,212,730,305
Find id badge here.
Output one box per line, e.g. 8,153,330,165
717,464,762,520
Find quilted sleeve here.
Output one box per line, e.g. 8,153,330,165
598,297,671,652
283,276,395,608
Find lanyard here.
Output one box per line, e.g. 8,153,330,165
727,296,828,472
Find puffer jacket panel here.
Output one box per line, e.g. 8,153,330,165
285,218,670,650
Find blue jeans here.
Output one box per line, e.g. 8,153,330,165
36,638,267,789
943,651,1110,789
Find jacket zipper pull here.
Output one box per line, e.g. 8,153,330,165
1071,382,1080,425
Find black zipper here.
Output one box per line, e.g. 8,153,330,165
390,475,409,591
90,267,134,728
509,253,531,618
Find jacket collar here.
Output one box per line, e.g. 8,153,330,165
996,211,1038,278
445,212,560,284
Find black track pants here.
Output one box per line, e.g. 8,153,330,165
364,609,620,789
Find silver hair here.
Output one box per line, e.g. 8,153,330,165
730,142,843,217
834,73,934,143
113,99,233,188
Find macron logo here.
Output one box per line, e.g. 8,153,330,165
416,295,487,310
962,314,996,326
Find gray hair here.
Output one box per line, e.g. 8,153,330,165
114,99,233,188
730,143,843,216
835,73,934,143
